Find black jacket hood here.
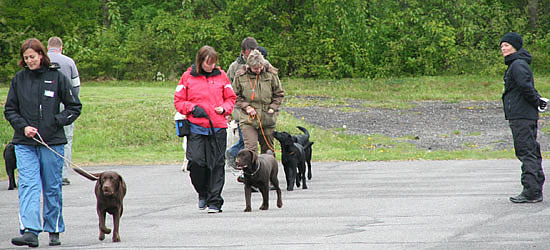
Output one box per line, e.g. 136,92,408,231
505,48,532,65
190,64,222,77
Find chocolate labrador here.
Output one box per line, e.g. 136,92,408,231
75,168,127,242
3,142,17,190
235,149,282,212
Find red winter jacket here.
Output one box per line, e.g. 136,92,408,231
174,65,236,128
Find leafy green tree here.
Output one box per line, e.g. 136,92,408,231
1,0,550,82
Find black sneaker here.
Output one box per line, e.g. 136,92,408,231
49,232,61,246
62,178,70,186
12,232,39,247
510,194,543,203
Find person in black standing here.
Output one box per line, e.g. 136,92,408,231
500,32,547,203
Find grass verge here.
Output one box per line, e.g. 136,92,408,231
2,75,550,179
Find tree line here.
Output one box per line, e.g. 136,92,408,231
1,0,550,83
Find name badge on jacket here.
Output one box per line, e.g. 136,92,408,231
44,90,55,97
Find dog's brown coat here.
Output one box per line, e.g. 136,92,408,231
235,149,282,212
75,169,126,242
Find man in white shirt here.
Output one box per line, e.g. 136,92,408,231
47,37,81,186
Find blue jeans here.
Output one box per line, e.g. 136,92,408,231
226,124,244,157
15,144,65,234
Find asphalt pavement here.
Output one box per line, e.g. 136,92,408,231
1,160,549,249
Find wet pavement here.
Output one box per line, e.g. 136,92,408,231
1,160,549,249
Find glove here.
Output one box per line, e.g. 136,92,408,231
192,105,208,118
538,97,548,112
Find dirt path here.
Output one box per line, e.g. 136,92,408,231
283,99,550,151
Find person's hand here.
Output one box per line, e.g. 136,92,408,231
192,105,208,118
215,107,224,114
24,126,37,138
246,106,256,116
539,97,549,112
267,108,274,114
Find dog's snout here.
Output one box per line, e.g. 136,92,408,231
102,180,114,195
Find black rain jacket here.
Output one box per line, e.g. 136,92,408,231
4,65,82,145
502,48,540,120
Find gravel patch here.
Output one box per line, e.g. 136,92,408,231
282,98,550,151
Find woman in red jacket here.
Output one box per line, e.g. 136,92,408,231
174,46,236,213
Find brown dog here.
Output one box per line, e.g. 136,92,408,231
235,149,282,212
75,168,126,242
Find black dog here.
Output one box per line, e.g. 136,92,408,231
4,142,17,190
273,131,311,191
235,149,282,212
294,126,314,180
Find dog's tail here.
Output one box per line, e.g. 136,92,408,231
303,142,314,150
297,126,310,139
73,168,99,181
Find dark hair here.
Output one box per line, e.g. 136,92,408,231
240,37,258,52
195,45,218,74
19,38,50,68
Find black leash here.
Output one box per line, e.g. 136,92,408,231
204,114,224,164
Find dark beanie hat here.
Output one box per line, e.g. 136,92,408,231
500,32,522,50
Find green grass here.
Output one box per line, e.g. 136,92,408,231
2,75,550,179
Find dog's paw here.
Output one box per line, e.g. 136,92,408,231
277,201,283,208
112,235,121,242
99,233,105,241
101,227,112,234
259,205,268,210
244,207,251,212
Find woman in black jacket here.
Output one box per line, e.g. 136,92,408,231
501,32,546,203
5,38,82,247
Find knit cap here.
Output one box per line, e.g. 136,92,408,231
500,32,522,50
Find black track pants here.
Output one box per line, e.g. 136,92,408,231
509,119,545,197
186,129,227,209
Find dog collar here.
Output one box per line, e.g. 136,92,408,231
244,160,261,176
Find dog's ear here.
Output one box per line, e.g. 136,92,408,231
249,150,258,163
94,173,104,183
117,174,127,195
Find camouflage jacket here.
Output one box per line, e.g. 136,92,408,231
233,64,283,128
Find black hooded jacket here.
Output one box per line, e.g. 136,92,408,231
502,48,540,120
4,65,82,145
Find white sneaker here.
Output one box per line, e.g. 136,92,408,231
207,207,220,213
